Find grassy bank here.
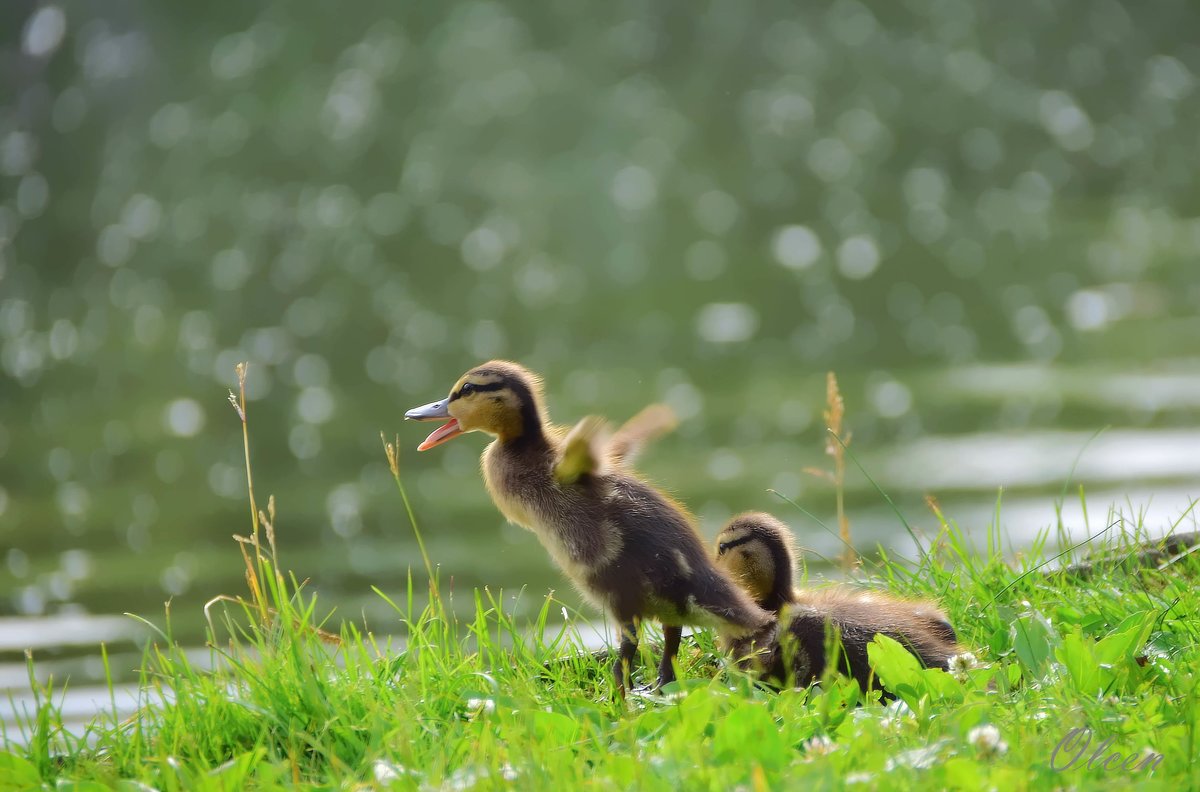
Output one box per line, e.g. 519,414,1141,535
3,381,1198,790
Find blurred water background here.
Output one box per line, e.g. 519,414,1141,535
3,0,1199,735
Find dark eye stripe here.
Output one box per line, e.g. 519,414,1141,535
450,381,506,401
717,535,755,555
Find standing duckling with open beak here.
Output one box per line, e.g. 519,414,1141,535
714,512,959,693
405,360,774,696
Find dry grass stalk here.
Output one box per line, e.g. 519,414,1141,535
204,592,341,647
825,373,856,571
228,362,269,623
800,373,855,569
382,432,440,602
213,361,341,646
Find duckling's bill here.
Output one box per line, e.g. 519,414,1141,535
404,399,464,450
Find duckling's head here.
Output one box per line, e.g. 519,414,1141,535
405,360,548,450
714,512,797,612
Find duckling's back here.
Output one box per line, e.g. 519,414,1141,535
589,475,772,632
482,440,770,634
775,588,959,690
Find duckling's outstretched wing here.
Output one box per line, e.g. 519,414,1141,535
608,404,677,466
555,416,610,485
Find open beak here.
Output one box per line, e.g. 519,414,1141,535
404,398,463,451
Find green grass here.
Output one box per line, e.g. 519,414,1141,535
4,393,1199,790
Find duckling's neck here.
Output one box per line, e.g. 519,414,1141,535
760,586,793,614
498,398,550,450
760,547,796,613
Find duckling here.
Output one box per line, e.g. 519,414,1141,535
714,512,959,693
405,360,773,694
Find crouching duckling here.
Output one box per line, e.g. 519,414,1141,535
714,511,959,693
405,360,774,695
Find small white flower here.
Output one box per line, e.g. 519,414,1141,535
372,760,410,783
948,652,980,680
879,697,913,733
846,772,873,784
444,766,484,790
803,735,838,758
886,742,947,771
464,697,495,720
968,724,1009,757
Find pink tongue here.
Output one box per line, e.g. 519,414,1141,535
418,418,462,451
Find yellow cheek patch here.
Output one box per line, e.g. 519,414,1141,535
448,394,488,429
448,385,525,440
717,542,775,604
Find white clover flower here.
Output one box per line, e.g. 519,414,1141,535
886,742,947,771
948,651,980,681
372,760,417,785
968,724,1009,757
464,697,495,720
877,698,912,734
803,735,838,758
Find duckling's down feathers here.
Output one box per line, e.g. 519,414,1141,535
715,511,960,690
484,435,770,631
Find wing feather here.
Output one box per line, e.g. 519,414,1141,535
608,404,677,465
555,416,610,485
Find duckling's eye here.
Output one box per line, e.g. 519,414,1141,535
459,382,477,397
717,535,752,555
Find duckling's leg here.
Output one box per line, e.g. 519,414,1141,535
612,619,639,696
656,625,682,688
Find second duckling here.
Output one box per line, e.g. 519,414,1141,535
714,512,959,693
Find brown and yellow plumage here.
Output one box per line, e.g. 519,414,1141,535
714,511,959,693
406,360,772,695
